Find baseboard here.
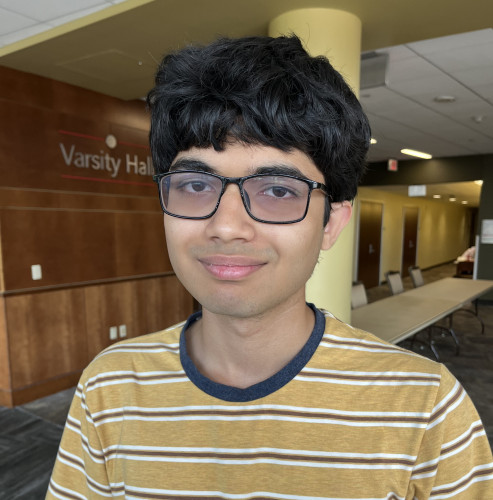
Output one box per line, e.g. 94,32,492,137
2,372,81,408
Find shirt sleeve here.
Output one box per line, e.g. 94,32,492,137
409,364,493,499
46,380,113,499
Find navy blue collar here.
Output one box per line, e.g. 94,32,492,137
179,303,325,402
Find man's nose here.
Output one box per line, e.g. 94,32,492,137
204,184,255,241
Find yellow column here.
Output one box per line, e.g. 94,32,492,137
269,9,362,322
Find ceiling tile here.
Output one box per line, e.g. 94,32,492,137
0,0,108,22
385,55,442,83
0,22,52,47
407,28,493,54
451,66,493,90
424,42,493,72
0,7,37,35
48,5,112,27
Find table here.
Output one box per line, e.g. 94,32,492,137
350,278,493,345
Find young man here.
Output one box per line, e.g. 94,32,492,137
48,36,493,499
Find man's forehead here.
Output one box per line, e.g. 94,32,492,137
170,143,323,181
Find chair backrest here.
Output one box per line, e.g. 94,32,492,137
351,282,368,309
385,271,404,295
408,266,424,288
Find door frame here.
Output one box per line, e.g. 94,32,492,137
401,205,420,276
354,199,384,286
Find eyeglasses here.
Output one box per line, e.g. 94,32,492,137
153,170,330,224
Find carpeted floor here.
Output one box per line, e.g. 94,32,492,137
0,262,492,499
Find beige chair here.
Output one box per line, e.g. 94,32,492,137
408,266,424,288
385,271,404,295
351,282,368,309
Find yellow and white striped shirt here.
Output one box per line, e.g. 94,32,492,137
47,307,493,499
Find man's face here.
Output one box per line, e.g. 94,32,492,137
163,141,351,319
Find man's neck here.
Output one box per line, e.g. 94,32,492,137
185,300,316,388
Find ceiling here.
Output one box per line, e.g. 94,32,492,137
363,181,483,208
0,0,491,204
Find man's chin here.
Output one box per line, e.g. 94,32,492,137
198,296,264,320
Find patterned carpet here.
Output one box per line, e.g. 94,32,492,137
0,262,491,498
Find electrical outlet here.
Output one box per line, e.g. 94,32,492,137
109,326,118,340
119,324,127,338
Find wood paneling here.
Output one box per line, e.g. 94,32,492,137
134,275,195,334
5,288,88,389
84,280,141,360
0,208,171,291
0,66,149,131
8,372,81,407
0,187,162,212
84,275,194,360
0,296,11,393
0,65,194,406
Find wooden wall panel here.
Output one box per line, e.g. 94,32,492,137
114,211,169,277
0,296,11,393
0,208,172,290
0,99,154,197
84,280,141,360
134,275,196,335
6,288,88,389
0,187,162,212
84,275,194,360
0,66,195,405
0,66,149,134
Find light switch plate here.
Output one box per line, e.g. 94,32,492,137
31,264,42,280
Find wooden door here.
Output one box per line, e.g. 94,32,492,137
402,206,419,277
357,201,383,288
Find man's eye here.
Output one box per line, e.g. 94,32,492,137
262,185,299,199
176,179,215,193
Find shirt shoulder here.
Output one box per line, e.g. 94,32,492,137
320,311,442,376
78,319,186,387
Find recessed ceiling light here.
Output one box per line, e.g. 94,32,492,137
461,201,468,204
433,95,456,103
474,180,483,185
449,196,456,202
370,138,377,144
471,115,484,123
401,149,432,159
433,194,441,199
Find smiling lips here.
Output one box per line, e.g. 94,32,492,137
199,256,266,280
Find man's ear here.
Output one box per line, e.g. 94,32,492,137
321,201,353,251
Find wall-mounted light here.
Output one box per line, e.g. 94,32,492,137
433,194,441,199
370,138,377,144
401,149,432,159
449,196,456,202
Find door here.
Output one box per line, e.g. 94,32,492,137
402,206,419,277
357,201,383,288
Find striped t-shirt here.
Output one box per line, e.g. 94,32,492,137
47,306,493,499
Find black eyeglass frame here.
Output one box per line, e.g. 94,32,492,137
152,170,331,224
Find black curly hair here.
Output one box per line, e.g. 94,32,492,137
147,35,370,223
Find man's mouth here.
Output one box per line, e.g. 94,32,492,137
198,256,266,280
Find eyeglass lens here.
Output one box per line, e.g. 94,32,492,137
160,171,310,222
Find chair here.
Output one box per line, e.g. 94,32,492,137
406,267,460,357
408,266,424,288
351,282,368,309
385,271,404,295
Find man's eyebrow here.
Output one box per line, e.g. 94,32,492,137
169,159,307,178
254,165,306,178
169,158,215,173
